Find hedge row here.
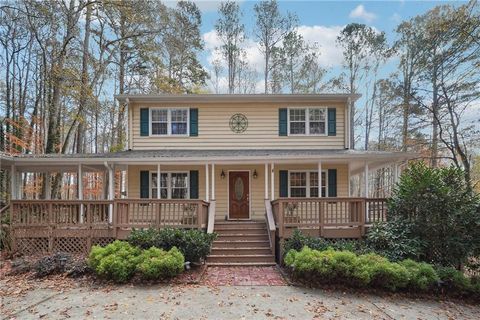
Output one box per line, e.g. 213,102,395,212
88,240,184,283
285,247,480,298
127,228,217,263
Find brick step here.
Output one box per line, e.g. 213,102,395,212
215,228,267,235
207,262,276,267
210,247,272,255
216,234,269,241
212,240,271,248
207,254,275,264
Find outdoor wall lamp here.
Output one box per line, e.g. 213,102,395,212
220,170,226,179
253,169,258,179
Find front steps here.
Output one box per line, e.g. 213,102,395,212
207,221,275,266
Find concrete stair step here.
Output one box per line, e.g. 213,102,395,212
210,247,272,255
207,254,275,264
212,240,271,248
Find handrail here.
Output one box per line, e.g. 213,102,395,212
0,203,10,217
265,199,276,232
207,200,216,233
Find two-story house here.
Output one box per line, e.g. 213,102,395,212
1,94,415,264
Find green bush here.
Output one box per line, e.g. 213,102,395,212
400,259,439,291
127,228,216,263
285,247,445,292
436,267,472,294
283,230,365,254
137,247,184,280
366,220,423,262
88,241,141,283
387,162,480,267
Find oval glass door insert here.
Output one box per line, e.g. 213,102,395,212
234,177,244,200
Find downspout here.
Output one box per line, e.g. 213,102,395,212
125,98,130,150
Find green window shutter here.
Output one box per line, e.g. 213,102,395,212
328,108,336,136
279,170,288,198
328,169,337,197
140,170,150,198
189,170,199,199
189,108,198,136
279,108,288,136
140,108,149,136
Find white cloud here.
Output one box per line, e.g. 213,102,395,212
163,0,225,13
296,25,344,68
390,13,402,23
349,5,377,23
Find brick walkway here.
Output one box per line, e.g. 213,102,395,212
202,266,287,286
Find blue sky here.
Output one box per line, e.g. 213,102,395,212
163,0,467,92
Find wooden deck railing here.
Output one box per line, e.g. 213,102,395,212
272,197,387,239
116,199,209,230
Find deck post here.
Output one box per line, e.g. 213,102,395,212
211,163,215,200
157,164,161,199
205,163,209,202
270,163,275,201
45,172,51,200
78,164,84,223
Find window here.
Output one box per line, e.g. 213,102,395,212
151,172,189,199
289,171,327,197
288,107,327,135
150,108,189,136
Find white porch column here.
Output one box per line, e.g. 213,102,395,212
157,164,161,199
364,163,369,198
270,163,275,201
211,163,215,200
10,165,16,200
78,164,84,223
108,164,114,223
205,164,209,202
45,172,51,200
264,163,269,199
317,161,322,198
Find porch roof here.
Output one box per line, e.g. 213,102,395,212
0,149,416,174
114,93,362,104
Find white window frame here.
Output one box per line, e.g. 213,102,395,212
149,108,190,137
287,107,328,136
149,171,190,199
288,170,328,198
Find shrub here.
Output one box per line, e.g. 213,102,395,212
436,267,472,294
127,228,216,263
387,162,480,267
88,240,141,283
283,230,365,255
366,219,423,262
285,247,442,292
34,252,72,278
400,259,439,291
137,247,184,280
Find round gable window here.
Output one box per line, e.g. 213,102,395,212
229,114,248,133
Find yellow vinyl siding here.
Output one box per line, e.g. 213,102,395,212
127,163,349,221
129,102,346,150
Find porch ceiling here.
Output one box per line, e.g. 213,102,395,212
1,149,417,172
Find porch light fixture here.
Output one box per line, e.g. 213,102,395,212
220,170,226,179
253,169,258,179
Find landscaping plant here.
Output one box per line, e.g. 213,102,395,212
88,240,141,283
137,247,184,280
370,162,480,267
127,228,217,263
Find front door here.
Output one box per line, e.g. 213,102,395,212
229,171,250,219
